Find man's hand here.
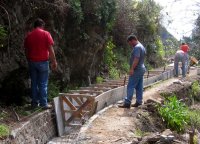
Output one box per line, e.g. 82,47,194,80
51,60,57,71
129,69,134,76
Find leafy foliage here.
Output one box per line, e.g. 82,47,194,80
189,81,200,102
103,39,119,79
96,0,116,31
158,95,189,132
188,110,200,130
0,124,9,138
0,25,7,48
96,76,104,84
68,0,83,25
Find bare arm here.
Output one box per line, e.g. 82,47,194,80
49,45,57,71
129,57,139,75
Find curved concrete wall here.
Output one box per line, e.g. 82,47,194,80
94,69,174,112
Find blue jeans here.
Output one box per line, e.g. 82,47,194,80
185,53,189,73
174,53,186,77
28,61,49,107
125,68,146,105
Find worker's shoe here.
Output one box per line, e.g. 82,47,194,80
118,103,130,109
42,104,52,110
131,102,142,107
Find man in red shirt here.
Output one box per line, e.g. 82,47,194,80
180,42,190,73
24,18,57,109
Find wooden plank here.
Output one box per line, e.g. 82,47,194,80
61,96,77,110
60,93,95,98
69,90,103,95
80,87,111,91
92,84,121,87
64,110,90,113
65,98,94,125
90,84,119,88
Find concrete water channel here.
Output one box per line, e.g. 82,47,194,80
50,66,175,143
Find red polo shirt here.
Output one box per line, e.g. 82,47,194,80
180,44,189,53
24,28,54,62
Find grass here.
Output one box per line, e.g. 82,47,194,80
188,109,200,129
134,129,148,137
0,124,9,138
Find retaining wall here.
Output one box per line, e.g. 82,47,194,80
95,69,174,112
0,110,57,144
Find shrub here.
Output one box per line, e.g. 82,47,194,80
103,38,120,79
109,67,119,79
188,110,200,130
96,76,104,84
158,95,189,132
190,81,200,101
0,124,9,138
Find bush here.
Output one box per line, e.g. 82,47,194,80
158,95,189,132
188,110,200,130
103,38,120,79
109,67,119,79
96,76,104,83
190,81,200,101
0,124,9,138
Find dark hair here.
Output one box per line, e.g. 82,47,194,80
182,42,186,45
127,35,138,42
34,18,45,28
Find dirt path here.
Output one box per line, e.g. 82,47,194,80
76,69,198,144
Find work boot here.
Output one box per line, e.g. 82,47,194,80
131,102,142,107
118,103,130,109
41,104,52,110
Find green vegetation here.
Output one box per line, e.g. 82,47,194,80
0,124,9,138
115,49,129,73
155,37,165,58
134,129,148,137
188,110,200,129
68,0,83,25
97,0,116,31
96,76,104,84
158,95,189,132
0,25,7,48
103,39,120,79
48,80,60,101
190,81,200,101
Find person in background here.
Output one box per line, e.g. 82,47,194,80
24,18,57,109
118,35,146,108
174,50,186,78
180,42,190,73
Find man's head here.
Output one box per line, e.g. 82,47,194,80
127,35,138,46
34,18,45,28
182,42,186,45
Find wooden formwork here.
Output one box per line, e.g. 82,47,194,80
59,93,96,127
54,66,175,136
